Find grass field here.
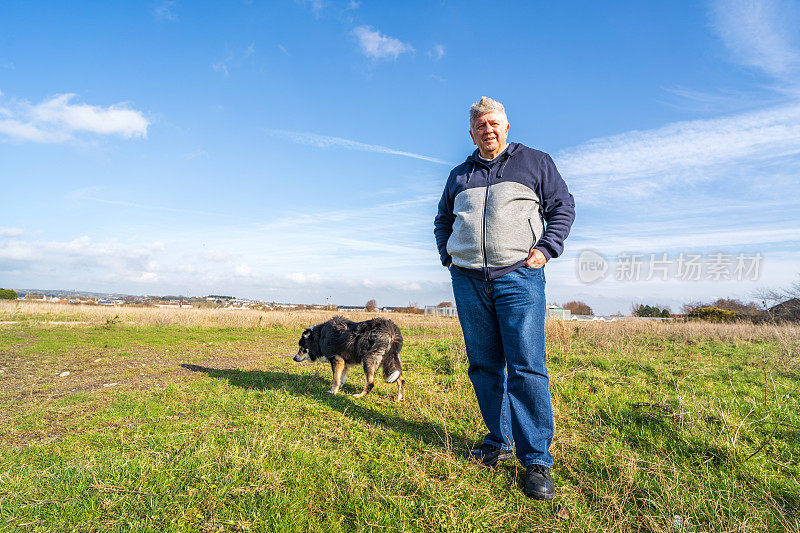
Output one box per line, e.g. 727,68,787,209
1,301,798,532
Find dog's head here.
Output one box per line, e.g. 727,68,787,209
293,327,315,362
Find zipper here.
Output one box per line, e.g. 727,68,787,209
481,167,490,281
528,218,536,251
477,151,511,281
480,156,510,281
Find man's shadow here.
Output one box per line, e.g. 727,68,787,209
181,363,472,454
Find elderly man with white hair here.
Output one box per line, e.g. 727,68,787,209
434,96,575,500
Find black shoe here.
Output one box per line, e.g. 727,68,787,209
523,465,555,500
469,443,513,467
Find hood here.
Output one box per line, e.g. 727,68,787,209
466,141,520,166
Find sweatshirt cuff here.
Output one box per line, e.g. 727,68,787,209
534,246,553,261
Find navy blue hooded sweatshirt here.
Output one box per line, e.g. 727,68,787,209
434,142,575,280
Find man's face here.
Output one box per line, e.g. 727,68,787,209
469,111,510,157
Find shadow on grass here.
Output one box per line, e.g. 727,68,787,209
599,406,730,465
595,406,800,520
180,364,472,454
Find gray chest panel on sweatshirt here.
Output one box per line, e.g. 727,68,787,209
447,181,543,269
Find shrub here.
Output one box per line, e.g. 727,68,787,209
564,300,593,316
0,288,17,300
632,304,671,318
688,306,738,322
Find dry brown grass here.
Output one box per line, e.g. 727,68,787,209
549,318,800,358
3,300,798,350
0,300,460,330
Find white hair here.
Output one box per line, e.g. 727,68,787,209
469,96,507,127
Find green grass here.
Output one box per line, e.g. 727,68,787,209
0,319,798,532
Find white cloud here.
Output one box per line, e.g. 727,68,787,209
134,272,159,282
212,54,233,77
0,118,70,143
33,94,148,137
0,240,35,261
297,0,325,17
570,226,800,255
202,250,230,262
67,186,235,218
0,213,449,303
0,236,156,277
544,0,800,310
177,264,201,274
364,279,421,292
154,0,177,21
0,227,24,237
286,272,322,284
235,263,252,276
278,44,290,56
710,0,800,88
659,85,781,114
212,44,256,77
664,1,800,110
0,93,149,143
185,149,210,160
266,129,453,165
548,1,800,205
353,26,414,60
556,103,800,201
427,44,445,61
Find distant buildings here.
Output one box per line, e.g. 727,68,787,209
424,305,457,317
422,304,628,321
546,305,571,320
153,301,194,308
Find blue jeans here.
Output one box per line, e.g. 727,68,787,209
450,265,553,467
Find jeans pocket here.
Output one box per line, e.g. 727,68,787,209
526,264,545,283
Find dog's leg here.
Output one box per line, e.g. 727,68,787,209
395,374,405,402
328,358,345,394
353,361,377,398
340,366,349,388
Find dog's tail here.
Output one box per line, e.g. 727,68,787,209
382,335,404,383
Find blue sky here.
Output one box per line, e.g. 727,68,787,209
1,0,799,313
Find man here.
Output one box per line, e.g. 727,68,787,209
434,96,575,500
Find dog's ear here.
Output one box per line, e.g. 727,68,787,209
299,328,312,349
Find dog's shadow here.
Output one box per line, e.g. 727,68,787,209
180,363,472,454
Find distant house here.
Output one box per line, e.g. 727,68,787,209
569,314,626,322
424,305,458,317
546,305,571,320
768,298,800,322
